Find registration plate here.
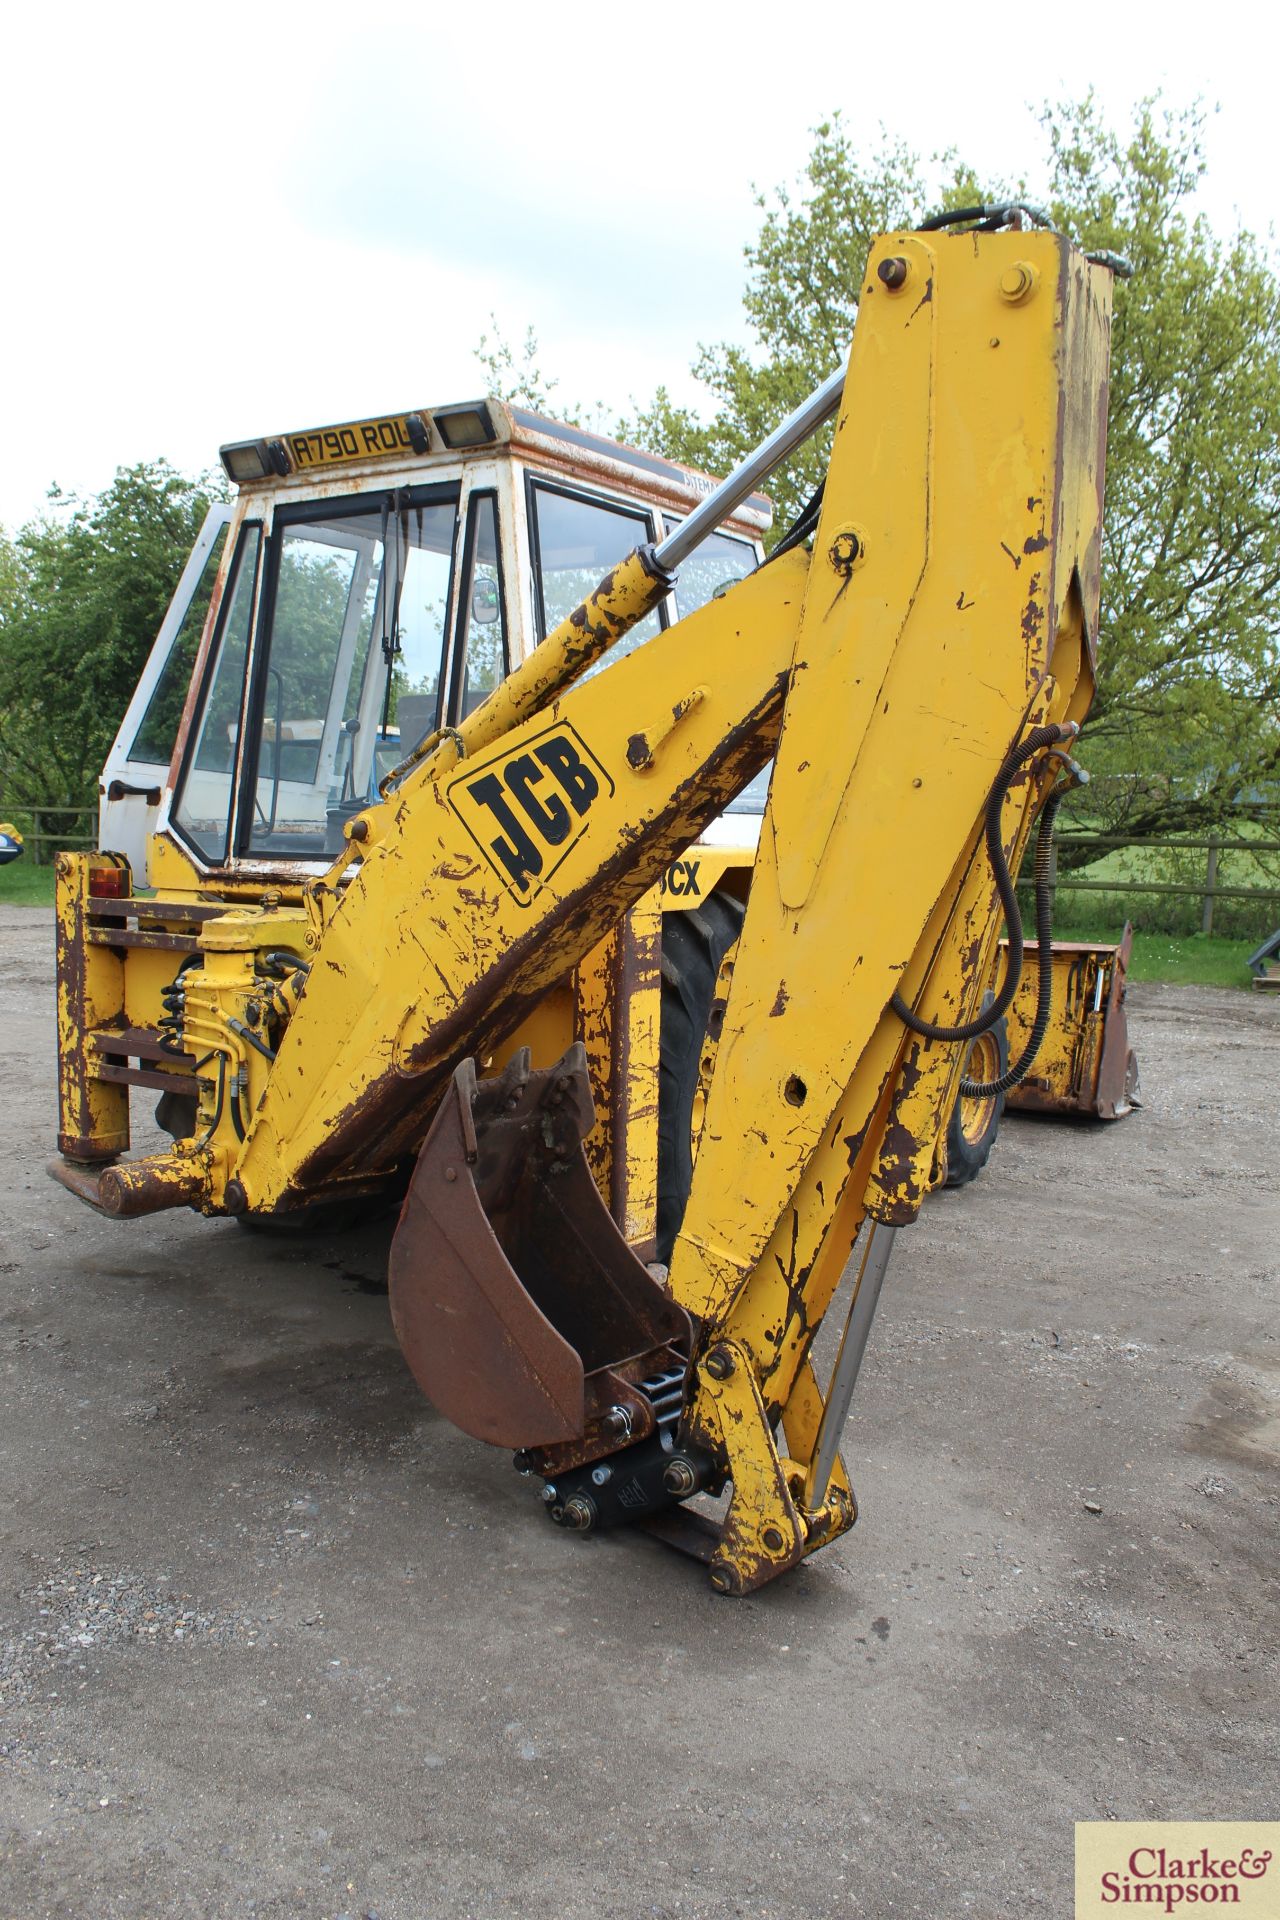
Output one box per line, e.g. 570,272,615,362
283,413,426,471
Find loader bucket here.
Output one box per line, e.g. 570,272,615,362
388,1044,691,1451
1004,923,1140,1120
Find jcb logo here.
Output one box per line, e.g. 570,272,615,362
447,723,614,906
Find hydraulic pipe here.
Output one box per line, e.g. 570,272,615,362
653,368,845,571
809,1220,898,1506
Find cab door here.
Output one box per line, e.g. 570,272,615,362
98,504,232,881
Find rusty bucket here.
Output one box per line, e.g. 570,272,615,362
388,1044,690,1455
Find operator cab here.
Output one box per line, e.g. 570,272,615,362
101,401,770,885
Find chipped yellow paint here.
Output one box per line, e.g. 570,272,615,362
54,853,130,1162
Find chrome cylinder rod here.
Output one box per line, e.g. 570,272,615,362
653,366,846,572
810,1221,899,1506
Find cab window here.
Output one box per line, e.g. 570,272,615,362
450,492,507,723
129,522,230,765
663,519,757,616
172,525,262,863
530,483,662,669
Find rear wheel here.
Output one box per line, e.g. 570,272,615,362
656,889,745,1264
944,1017,1008,1188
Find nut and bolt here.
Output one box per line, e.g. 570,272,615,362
762,1526,786,1554
999,261,1037,304
709,1560,741,1596
541,1484,559,1504
662,1458,697,1497
704,1346,736,1381
590,1465,612,1487
560,1496,595,1532
878,255,910,290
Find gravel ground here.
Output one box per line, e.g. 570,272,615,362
1,901,1277,1920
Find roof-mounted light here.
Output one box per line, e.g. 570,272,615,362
219,438,292,484
433,402,497,449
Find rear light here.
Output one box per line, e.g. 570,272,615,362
88,867,127,899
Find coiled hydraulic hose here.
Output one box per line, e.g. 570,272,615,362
890,723,1076,1046
957,779,1071,1099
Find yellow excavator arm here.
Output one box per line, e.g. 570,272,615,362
52,219,1114,1593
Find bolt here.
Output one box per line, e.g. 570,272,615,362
999,261,1037,304
560,1496,595,1532
541,1484,558,1504
704,1346,735,1381
590,1465,612,1487
828,529,861,576
709,1560,740,1596
512,1450,534,1475
600,1405,631,1439
223,1178,247,1216
762,1526,786,1553
443,1166,457,1183
877,255,909,290
345,817,369,843
663,1458,696,1497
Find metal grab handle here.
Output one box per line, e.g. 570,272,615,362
653,367,846,572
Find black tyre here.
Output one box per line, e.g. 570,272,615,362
656,889,746,1263
944,1016,1009,1188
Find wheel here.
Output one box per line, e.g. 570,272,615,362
944,1016,1008,1188
656,888,746,1264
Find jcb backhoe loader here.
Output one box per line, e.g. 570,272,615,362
52,212,1129,1594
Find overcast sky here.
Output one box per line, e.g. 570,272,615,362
1,0,1273,532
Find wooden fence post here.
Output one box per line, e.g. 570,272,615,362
1202,835,1220,935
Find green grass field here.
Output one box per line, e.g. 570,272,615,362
0,861,55,906
1056,925,1257,990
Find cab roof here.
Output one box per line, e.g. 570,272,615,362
219,398,773,537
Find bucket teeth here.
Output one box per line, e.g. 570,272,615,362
389,1043,691,1450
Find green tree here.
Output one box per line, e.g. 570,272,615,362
628,100,1280,844
0,462,221,829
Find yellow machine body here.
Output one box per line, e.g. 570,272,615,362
52,226,1116,1592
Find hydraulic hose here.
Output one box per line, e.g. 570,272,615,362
890,723,1075,1045
957,781,1071,1098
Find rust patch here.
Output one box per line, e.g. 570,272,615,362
769,982,789,1018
